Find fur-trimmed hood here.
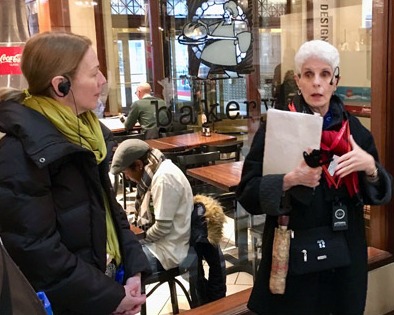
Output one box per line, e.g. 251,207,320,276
193,194,226,246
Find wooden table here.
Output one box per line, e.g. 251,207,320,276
145,139,184,151
146,132,236,152
186,161,243,192
186,161,252,276
163,132,236,148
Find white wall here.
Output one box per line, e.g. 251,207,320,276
69,3,97,50
365,263,394,315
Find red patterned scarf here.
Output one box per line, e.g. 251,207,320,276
320,120,359,197
288,102,359,197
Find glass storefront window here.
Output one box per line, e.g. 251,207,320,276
2,1,393,306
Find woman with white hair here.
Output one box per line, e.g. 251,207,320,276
236,40,392,314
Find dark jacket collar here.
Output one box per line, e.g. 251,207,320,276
291,94,348,130
0,100,113,168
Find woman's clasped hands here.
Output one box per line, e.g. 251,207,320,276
113,274,146,315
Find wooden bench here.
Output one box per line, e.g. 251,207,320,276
182,288,254,315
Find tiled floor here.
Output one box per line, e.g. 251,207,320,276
114,178,255,314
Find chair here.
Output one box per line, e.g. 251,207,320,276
177,151,238,251
176,151,220,173
163,147,199,166
113,132,145,143
176,151,221,192
159,129,195,138
176,151,238,202
201,140,244,162
141,194,227,314
140,246,200,315
249,221,266,281
143,127,159,139
199,142,243,244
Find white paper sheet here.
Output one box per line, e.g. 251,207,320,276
263,109,323,175
99,117,125,131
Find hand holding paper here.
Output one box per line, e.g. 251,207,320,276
263,109,323,176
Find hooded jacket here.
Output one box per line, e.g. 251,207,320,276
0,101,151,315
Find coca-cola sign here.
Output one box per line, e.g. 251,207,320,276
0,46,24,75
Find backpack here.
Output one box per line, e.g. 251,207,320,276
0,239,47,315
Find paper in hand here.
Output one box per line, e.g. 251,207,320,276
263,109,323,175
99,117,125,131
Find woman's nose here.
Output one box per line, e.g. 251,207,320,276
99,71,107,85
312,74,322,86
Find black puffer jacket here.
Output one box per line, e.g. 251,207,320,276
0,101,151,315
236,96,392,315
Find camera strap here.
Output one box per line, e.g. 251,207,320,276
332,198,348,231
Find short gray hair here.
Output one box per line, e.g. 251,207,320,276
294,40,339,74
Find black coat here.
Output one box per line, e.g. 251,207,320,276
0,101,151,315
236,96,392,315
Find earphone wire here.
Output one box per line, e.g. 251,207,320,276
69,89,82,147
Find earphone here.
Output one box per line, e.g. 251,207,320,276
58,77,71,96
329,66,340,85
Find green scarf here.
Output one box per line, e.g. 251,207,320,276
24,96,121,265
103,188,122,265
23,95,107,164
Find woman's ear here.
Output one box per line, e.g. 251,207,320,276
294,73,300,87
51,76,68,97
335,76,341,86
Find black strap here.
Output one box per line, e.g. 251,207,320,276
0,245,13,315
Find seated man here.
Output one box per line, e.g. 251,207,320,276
124,82,167,139
110,139,193,272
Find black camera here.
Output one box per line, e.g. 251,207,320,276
332,204,348,231
303,149,332,168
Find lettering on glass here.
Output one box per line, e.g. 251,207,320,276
178,0,252,80
313,0,334,42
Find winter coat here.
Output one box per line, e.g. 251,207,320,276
236,96,392,315
0,240,47,315
191,194,227,304
0,101,151,315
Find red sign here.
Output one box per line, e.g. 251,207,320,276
0,46,24,75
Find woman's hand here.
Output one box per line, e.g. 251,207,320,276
283,159,322,191
335,135,376,178
112,274,146,315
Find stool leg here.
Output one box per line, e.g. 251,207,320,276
140,285,147,315
113,174,119,194
168,279,179,314
140,302,147,315
123,175,127,210
252,233,258,280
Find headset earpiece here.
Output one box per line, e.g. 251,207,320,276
329,66,340,85
58,78,71,96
